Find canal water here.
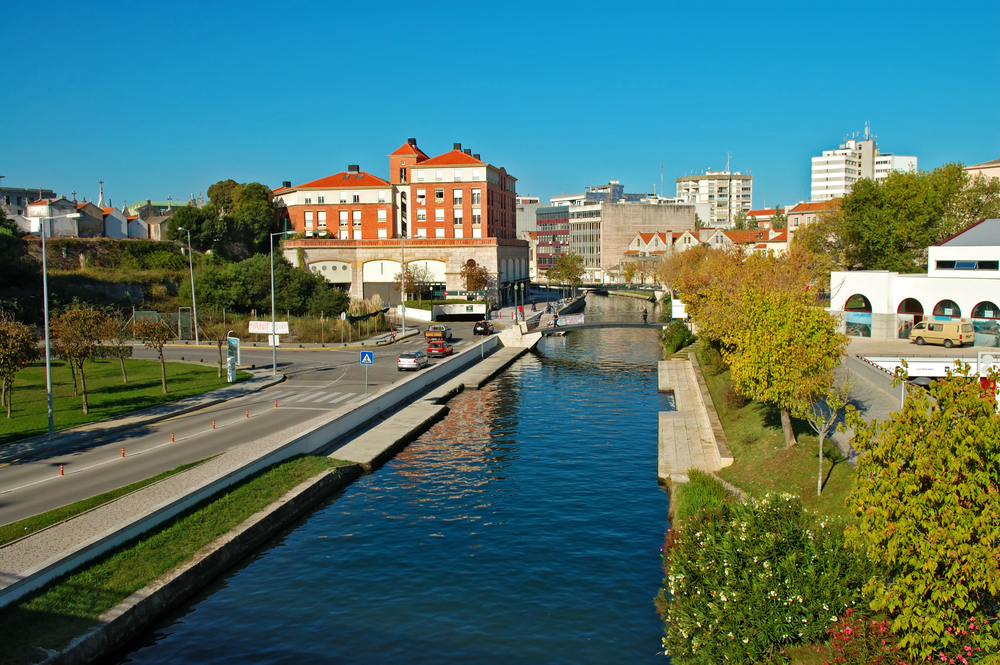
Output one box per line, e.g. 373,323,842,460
110,295,671,664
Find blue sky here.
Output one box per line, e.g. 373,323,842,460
4,0,998,210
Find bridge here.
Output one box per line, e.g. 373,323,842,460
527,313,666,336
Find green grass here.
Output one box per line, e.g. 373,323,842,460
0,455,351,665
670,470,733,524
0,359,251,446
694,342,855,521
0,457,213,547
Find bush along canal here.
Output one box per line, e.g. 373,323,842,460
110,295,672,664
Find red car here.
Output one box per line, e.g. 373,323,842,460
426,340,454,357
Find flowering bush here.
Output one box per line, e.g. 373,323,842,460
656,493,873,664
824,608,902,664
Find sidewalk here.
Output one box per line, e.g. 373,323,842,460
0,370,285,465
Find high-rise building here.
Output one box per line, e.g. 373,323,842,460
674,171,752,226
810,126,917,202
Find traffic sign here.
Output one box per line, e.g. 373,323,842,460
360,351,374,365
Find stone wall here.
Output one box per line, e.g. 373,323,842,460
601,204,696,272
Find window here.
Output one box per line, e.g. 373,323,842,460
304,211,314,228
435,169,443,181
399,167,406,183
339,192,347,203
318,211,327,228
339,229,348,239
435,209,445,221
417,189,426,204
377,209,387,222
378,190,387,203
340,210,348,225
416,170,425,182
378,229,388,239
318,196,324,204
453,190,463,206
472,169,480,181
455,228,463,238
417,228,427,238
435,228,445,238
417,210,427,222
454,169,462,181
453,209,463,224
353,230,362,240
472,209,482,225
353,192,360,203
353,210,362,226
472,228,482,238
434,188,444,203
304,197,312,204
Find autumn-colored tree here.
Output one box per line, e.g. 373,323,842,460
621,261,638,284
551,252,585,296
52,307,107,414
460,260,489,295
846,362,1000,659
393,265,416,302
133,318,174,393
0,315,40,418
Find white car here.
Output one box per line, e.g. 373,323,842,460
397,350,429,371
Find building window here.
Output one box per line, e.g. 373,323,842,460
353,229,362,240
416,170,425,182
378,229,388,239
453,190,463,206
417,227,427,238
417,210,427,222
455,228,463,239
399,167,406,183
304,211,314,228
472,169,480,181
318,211,326,228
378,190,386,203
434,189,444,203
453,209,463,224
339,192,347,203
472,227,482,238
304,197,312,204
318,196,324,204
471,188,481,205
435,209,445,221
435,169,443,181
340,210,348,226
454,169,462,181
353,192,360,203
417,189,426,205
472,209,481,225
353,210,362,227
378,209,387,222
339,229,348,239
435,228,445,238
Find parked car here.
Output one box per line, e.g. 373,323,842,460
473,321,495,336
426,340,454,357
424,324,453,341
909,320,975,348
397,350,429,371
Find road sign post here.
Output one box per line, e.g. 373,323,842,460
360,350,374,399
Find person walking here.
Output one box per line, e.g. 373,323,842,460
642,307,648,324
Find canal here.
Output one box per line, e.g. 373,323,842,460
110,295,672,664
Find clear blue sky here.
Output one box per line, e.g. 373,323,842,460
5,0,998,210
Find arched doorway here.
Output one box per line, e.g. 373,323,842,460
896,298,924,339
972,301,1000,347
933,299,961,320
844,294,872,337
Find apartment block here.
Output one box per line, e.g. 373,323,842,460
811,127,917,202
674,171,752,226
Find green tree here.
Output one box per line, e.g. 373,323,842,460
306,285,349,318
621,261,639,284
795,378,851,495
167,205,226,252
694,213,705,230
846,362,1000,659
770,206,787,230
133,318,174,393
207,179,241,216
731,208,749,230
552,252,584,296
0,207,38,290
197,308,230,378
231,182,278,255
52,307,107,414
0,314,40,418
102,310,131,384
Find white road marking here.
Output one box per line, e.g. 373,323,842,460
329,393,355,403
296,392,325,402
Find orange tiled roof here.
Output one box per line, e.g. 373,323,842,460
101,207,116,216
638,232,656,243
389,141,429,160
787,199,840,214
294,171,391,189
76,202,88,209
624,250,639,255
28,199,51,205
127,215,138,221
418,150,486,167
747,208,784,217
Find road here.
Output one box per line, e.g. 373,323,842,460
0,327,489,526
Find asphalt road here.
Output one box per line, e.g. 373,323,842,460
0,327,487,526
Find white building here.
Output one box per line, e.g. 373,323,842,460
675,170,752,226
811,126,917,202
829,218,1000,345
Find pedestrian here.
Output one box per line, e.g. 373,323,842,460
642,307,648,324
518,304,524,319
531,300,536,312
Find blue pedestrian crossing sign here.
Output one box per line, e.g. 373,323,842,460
360,351,374,365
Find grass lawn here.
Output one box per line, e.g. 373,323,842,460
0,457,213,547
0,455,352,665
0,359,251,446
694,343,856,521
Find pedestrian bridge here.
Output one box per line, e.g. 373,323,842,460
528,314,665,336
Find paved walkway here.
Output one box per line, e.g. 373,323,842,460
657,358,725,482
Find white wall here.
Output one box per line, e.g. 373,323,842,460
830,270,1000,319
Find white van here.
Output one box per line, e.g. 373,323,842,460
908,320,975,348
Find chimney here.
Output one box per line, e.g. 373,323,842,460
473,153,480,160
407,138,417,147
453,142,462,151
282,181,291,188
348,164,360,174
464,149,471,155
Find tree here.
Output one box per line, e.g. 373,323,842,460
206,179,240,216
788,208,846,286
0,314,40,418
306,286,349,318
795,378,852,495
622,261,639,284
770,206,787,230
0,207,38,290
197,308,230,378
409,263,433,305
133,318,174,393
460,260,489,295
52,307,106,414
102,310,131,384
694,213,705,230
393,265,417,302
846,363,1000,659
731,208,749,230
552,253,584,296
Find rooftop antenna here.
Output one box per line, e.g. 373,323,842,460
97,179,104,207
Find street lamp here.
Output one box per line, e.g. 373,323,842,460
270,230,293,377
399,231,407,336
38,211,82,439
175,227,199,345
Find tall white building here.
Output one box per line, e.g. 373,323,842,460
811,127,917,202
674,171,752,226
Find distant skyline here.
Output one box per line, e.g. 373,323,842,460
4,0,998,211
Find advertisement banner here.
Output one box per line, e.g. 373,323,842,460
249,321,289,335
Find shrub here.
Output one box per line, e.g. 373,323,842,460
663,320,696,355
723,384,748,411
656,493,872,664
704,341,728,375
672,470,731,523
823,608,902,664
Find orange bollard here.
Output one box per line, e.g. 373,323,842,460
275,399,278,408
60,464,64,476
246,409,249,418
212,420,216,430
122,447,125,458
171,432,175,442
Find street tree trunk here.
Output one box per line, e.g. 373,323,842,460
69,359,79,396
780,408,797,448
119,354,128,384
217,341,224,379
6,380,11,419
158,350,167,393
817,428,829,496
79,361,89,415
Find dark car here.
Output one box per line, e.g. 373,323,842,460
426,340,454,357
473,321,495,336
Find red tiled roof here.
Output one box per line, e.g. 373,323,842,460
76,202,88,209
294,171,391,189
624,250,639,255
747,208,784,217
101,207,116,216
672,231,691,239
638,232,656,242
418,150,486,166
787,199,840,214
389,141,429,160
752,243,767,250
127,215,138,221
272,187,288,194
28,199,51,205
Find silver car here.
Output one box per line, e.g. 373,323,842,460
397,350,429,371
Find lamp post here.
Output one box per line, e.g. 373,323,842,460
39,211,82,439
400,231,406,336
175,227,199,345
270,231,292,377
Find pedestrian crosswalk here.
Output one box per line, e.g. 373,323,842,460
395,337,471,346
259,389,367,406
